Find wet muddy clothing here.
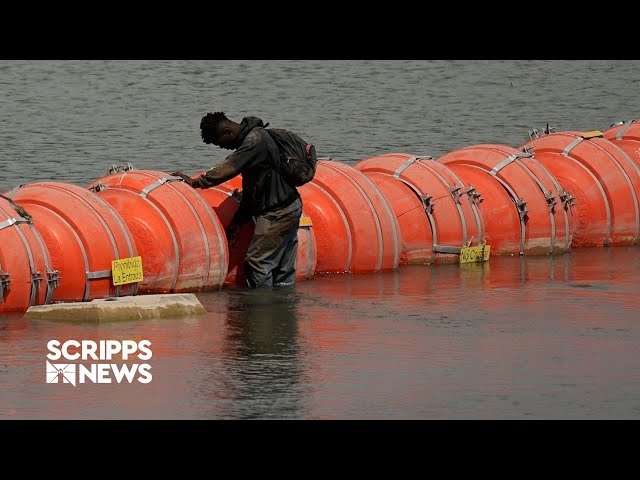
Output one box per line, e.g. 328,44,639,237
191,116,303,288
245,197,303,288
191,116,300,225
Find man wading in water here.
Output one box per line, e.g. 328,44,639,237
172,112,303,289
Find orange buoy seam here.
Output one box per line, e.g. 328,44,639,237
357,170,401,269
0,205,39,306
93,191,139,296
564,137,639,244
189,185,228,289
309,172,353,273
394,176,437,264
162,178,212,290
521,150,573,251
30,224,58,304
438,163,486,245
323,162,387,271
471,164,527,255
415,159,469,246
514,159,557,254
98,183,181,292
45,184,125,298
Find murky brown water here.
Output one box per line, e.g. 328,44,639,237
1,247,638,419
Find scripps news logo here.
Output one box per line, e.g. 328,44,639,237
46,339,152,386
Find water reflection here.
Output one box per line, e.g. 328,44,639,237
1,247,639,419
198,287,308,419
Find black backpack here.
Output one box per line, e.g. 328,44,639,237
265,128,317,187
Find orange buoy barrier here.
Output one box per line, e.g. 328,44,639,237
294,181,352,273
353,168,433,264
603,120,640,169
438,144,573,255
355,153,484,264
196,182,317,285
0,195,57,313
86,168,228,293
522,131,639,246
433,163,521,255
5,182,137,303
603,120,640,172
301,160,401,273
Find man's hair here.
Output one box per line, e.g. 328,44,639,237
200,111,229,144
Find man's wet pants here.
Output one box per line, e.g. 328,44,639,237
244,197,303,288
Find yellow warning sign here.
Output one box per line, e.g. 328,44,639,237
111,256,144,286
459,245,490,264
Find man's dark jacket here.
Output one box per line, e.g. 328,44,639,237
191,116,301,224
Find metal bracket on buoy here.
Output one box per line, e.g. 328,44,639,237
464,186,483,205
449,186,461,205
433,245,462,254
45,267,60,305
544,191,557,212
392,155,434,179
528,123,556,140
140,176,182,198
615,120,635,141
0,216,30,231
108,163,135,174
559,190,575,208
88,181,108,193
0,265,10,301
420,193,433,215
30,270,45,306
515,198,528,220
492,151,532,176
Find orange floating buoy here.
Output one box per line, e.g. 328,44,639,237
355,153,484,264
87,169,228,293
296,181,352,273
434,163,522,255
303,160,401,273
354,168,433,264
5,182,137,303
0,195,57,313
522,131,639,246
603,120,640,169
196,183,317,285
438,144,573,255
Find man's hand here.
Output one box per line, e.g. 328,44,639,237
225,222,240,247
171,171,194,187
